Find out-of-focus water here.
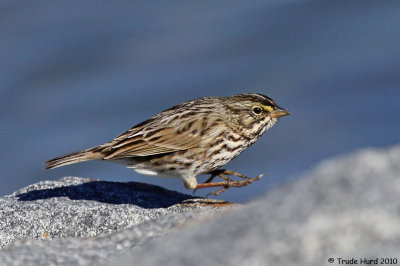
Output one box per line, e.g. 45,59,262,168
1,0,399,202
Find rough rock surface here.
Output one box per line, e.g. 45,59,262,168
0,177,228,265
1,145,400,266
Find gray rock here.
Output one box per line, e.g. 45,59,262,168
0,177,228,265
1,209,221,266
1,145,400,266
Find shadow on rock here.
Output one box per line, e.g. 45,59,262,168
16,180,199,208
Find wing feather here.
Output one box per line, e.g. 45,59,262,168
104,120,203,159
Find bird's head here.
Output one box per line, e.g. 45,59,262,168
224,93,290,139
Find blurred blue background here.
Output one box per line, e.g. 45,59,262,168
1,0,399,202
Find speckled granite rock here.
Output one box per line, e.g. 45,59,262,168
0,177,229,265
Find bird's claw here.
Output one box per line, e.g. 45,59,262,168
196,170,264,196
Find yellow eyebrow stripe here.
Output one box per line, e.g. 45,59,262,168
261,105,274,112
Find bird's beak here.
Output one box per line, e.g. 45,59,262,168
270,107,290,118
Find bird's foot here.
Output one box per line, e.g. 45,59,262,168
195,169,263,196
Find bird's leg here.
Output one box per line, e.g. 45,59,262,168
217,169,249,180
203,171,221,184
192,171,221,195
195,169,263,196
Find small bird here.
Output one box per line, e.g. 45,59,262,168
45,93,289,195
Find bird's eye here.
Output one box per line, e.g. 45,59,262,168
252,106,263,115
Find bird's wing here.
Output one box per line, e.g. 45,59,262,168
104,119,203,159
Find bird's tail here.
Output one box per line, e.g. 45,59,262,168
45,146,105,169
